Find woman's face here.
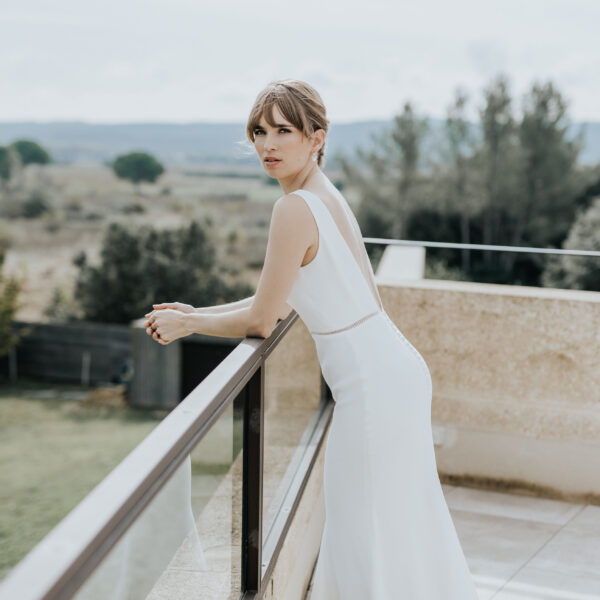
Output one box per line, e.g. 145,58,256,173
253,104,313,177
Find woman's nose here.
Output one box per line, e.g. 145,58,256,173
264,133,278,149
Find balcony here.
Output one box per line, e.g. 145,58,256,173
1,242,599,600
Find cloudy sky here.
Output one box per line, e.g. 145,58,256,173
2,0,599,124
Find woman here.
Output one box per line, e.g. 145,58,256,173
143,79,479,599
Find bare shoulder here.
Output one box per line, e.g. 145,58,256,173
273,191,314,222
271,193,317,253
278,190,310,207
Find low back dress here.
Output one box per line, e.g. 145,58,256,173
286,189,479,600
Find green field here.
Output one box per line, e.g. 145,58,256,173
0,379,170,581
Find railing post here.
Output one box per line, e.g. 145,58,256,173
242,363,264,595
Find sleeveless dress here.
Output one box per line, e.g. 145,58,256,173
286,189,479,600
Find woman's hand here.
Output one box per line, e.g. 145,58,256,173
144,302,195,344
150,302,196,314
143,308,189,345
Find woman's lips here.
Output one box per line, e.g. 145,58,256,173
265,159,281,167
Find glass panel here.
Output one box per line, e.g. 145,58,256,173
261,333,324,545
73,396,244,600
0,380,167,583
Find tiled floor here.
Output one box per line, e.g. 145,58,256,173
305,484,600,600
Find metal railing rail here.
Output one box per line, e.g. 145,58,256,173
0,310,334,600
363,238,600,257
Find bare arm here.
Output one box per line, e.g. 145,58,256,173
194,295,255,315
185,307,264,339
186,194,309,338
149,195,306,343
195,295,293,320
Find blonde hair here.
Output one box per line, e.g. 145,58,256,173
246,79,330,167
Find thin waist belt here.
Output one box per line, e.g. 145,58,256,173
310,309,383,336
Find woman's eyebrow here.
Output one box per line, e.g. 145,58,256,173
256,123,292,128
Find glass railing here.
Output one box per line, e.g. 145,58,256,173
2,237,597,600
0,311,334,600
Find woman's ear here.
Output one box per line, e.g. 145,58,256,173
313,128,326,153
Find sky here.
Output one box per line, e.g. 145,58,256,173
2,0,599,124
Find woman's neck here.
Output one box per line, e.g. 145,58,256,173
280,163,320,195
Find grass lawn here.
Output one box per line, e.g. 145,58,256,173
0,378,170,581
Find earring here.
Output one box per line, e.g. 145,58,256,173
312,153,318,162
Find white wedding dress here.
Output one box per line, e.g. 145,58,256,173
286,189,479,599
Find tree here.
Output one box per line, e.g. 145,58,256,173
112,151,165,194
390,102,429,237
338,102,428,242
443,88,480,272
73,220,254,324
0,140,51,193
573,170,600,212
477,74,520,269
0,235,30,358
503,81,583,272
336,75,591,286
11,140,51,166
541,197,600,291
336,133,396,260
0,147,10,182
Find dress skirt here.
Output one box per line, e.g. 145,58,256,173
308,310,479,600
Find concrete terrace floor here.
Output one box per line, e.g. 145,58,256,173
304,483,600,600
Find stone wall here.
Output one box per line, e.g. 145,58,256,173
379,279,600,500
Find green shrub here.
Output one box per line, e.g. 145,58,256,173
112,152,165,186
541,197,600,291
0,243,30,358
0,147,10,181
11,140,51,166
22,191,52,218
65,199,83,213
43,286,82,322
73,220,254,324
121,203,146,214
424,256,470,281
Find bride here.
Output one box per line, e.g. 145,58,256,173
144,79,479,599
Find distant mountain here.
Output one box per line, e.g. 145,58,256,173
0,119,598,169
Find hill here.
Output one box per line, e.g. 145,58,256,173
0,119,598,169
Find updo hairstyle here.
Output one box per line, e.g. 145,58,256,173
246,79,330,167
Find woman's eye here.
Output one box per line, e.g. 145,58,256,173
254,128,290,135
